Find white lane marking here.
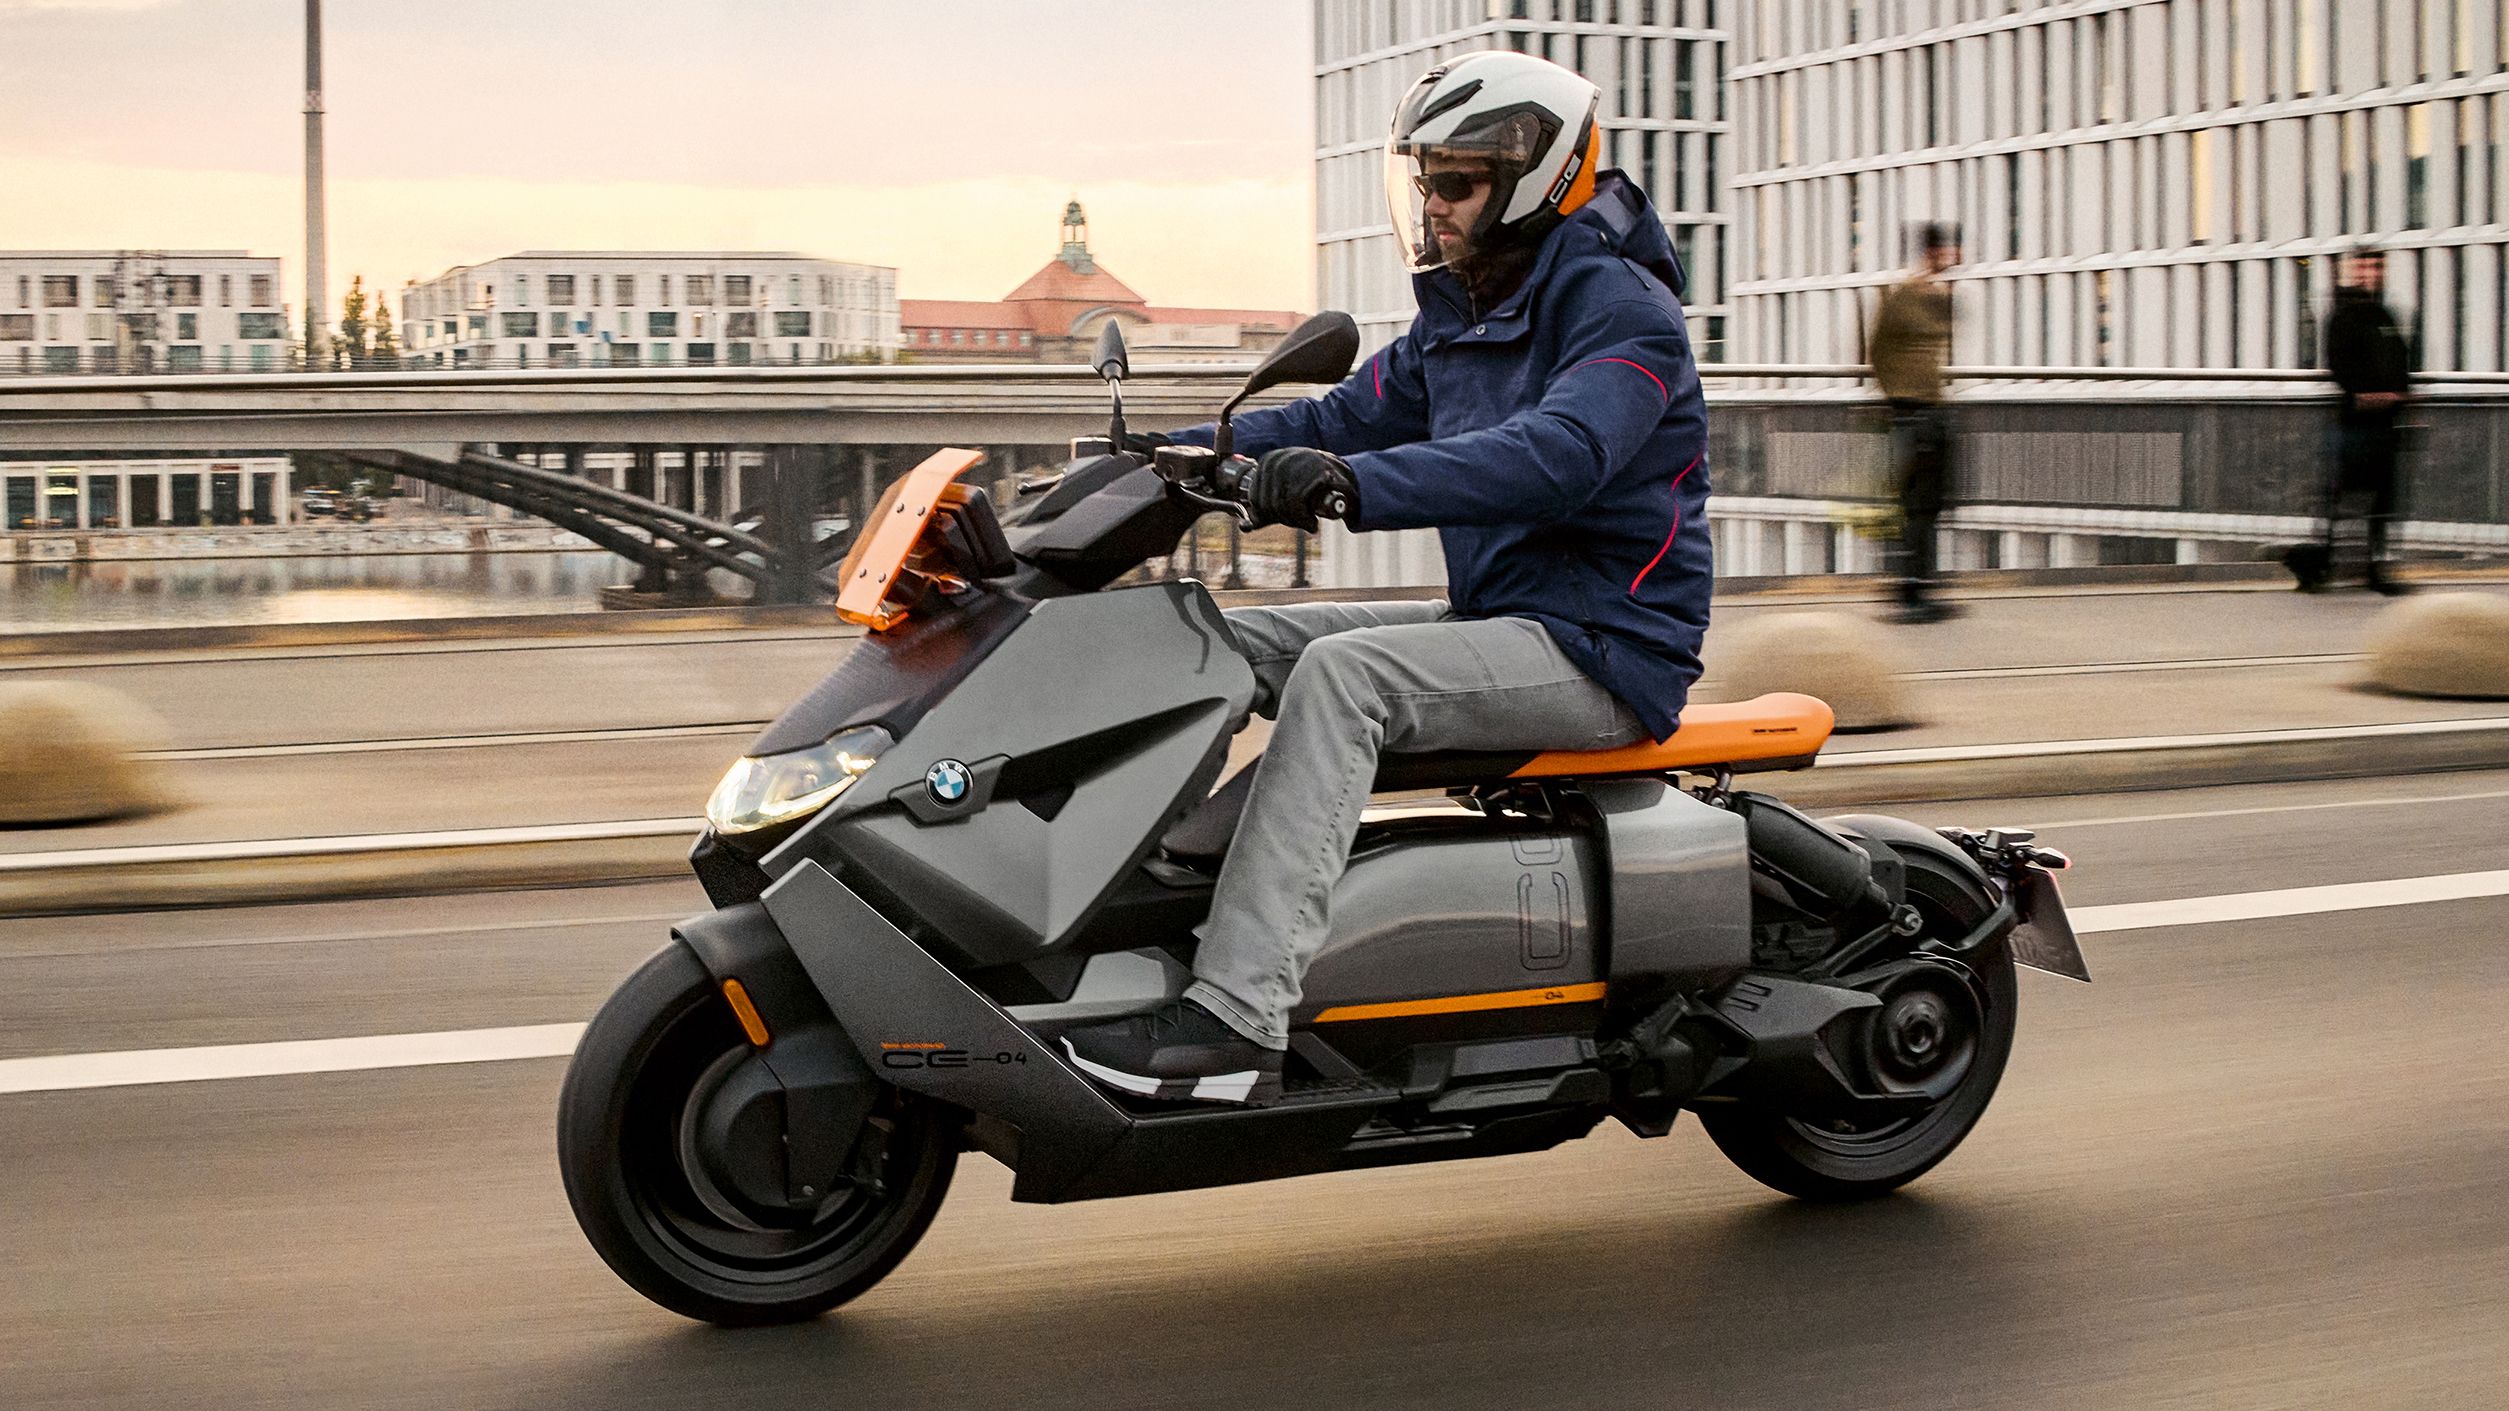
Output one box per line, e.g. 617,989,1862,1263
0,818,703,873
1823,715,2509,767
0,1023,585,1096
9,869,2509,1098
145,723,761,761
2025,786,2509,832
0,908,691,962
2072,869,2509,935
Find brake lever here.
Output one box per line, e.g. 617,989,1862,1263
1170,482,1257,529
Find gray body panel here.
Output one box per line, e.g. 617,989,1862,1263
1583,779,1753,1005
1294,822,1604,1021
763,581,1255,967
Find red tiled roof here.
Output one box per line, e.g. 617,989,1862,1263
1142,306,1303,330
1003,258,1146,308
899,298,1030,331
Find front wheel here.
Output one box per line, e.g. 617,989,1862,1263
1701,876,2019,1201
558,945,958,1325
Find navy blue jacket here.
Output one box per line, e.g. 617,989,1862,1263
1181,172,1710,741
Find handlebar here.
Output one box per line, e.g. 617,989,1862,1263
1149,445,1347,528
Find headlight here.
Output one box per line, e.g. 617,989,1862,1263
705,725,892,836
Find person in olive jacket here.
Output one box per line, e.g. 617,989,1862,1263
2314,245,2414,594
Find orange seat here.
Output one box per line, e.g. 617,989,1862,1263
1509,692,1834,779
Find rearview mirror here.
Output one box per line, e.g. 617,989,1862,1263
1092,320,1129,382
1216,311,1359,460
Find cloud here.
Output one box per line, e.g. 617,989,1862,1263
0,0,171,10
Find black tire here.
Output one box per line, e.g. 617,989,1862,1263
558,945,958,1325
1701,862,2019,1202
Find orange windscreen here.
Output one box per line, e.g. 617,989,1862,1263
834,447,986,630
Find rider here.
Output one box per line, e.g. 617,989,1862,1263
1057,50,1712,1106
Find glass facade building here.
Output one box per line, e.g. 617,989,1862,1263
1727,0,2509,372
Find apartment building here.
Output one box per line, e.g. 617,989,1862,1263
1726,1,2509,372
398,252,901,369
0,251,292,375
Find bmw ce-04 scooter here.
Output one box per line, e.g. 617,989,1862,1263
557,313,2089,1325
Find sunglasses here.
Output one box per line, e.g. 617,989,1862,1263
1411,170,1492,202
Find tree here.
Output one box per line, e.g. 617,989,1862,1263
337,275,370,370
368,288,403,370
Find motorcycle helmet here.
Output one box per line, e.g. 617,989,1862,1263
1384,49,1603,273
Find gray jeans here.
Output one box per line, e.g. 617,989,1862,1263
1184,600,1645,1049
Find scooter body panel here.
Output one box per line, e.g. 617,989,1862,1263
764,581,1255,966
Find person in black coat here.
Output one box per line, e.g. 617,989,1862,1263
2311,246,2414,594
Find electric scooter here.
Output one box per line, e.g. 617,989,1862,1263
556,313,2087,1325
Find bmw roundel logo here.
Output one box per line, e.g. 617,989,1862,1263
925,759,973,805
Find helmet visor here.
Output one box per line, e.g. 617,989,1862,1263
1384,145,1504,273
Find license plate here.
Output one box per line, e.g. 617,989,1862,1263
2005,868,2090,982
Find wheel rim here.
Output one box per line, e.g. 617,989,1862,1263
616,991,929,1288
1788,959,1990,1157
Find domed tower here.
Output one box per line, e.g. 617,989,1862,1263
1057,201,1095,275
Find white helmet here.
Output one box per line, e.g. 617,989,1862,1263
1384,50,1603,273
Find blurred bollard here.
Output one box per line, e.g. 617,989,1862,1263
1292,528,1312,588
1223,519,1246,590
1708,612,1920,732
2363,592,2509,700
0,682,181,825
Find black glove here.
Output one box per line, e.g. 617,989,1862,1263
1247,447,1357,531
1121,429,1173,455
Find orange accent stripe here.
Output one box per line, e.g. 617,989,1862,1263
720,979,771,1048
1312,981,1608,1024
1556,126,1603,215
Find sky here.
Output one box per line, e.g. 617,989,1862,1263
0,0,1316,318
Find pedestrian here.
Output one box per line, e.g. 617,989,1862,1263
1867,221,1963,624
2304,244,2414,595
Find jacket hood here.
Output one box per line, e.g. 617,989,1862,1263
1566,172,1684,299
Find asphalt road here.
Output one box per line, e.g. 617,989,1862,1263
4,770,2507,1409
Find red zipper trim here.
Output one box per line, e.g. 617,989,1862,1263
1576,356,1669,401
1627,454,1703,595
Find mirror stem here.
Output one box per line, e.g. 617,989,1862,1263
1213,412,1234,463
1107,379,1126,454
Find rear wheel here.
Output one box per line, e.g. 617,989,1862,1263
558,945,958,1325
1700,865,2018,1201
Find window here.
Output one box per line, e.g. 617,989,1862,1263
726,310,758,338
609,343,641,367
686,274,713,305
44,346,77,373
168,345,203,372
502,312,540,338
42,276,78,308
547,343,580,368
514,275,531,306
2407,104,2431,229
249,275,274,306
725,275,753,304
649,342,674,364
685,342,716,366
92,346,118,372
786,275,802,305
614,276,636,306
177,312,197,340
819,276,835,305
656,275,672,305
729,342,754,366
220,275,233,306
0,315,29,340
94,278,117,307
774,310,812,337
647,311,679,337
1019,332,1032,346
546,275,576,302
238,311,286,339
467,314,489,339
166,275,203,305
